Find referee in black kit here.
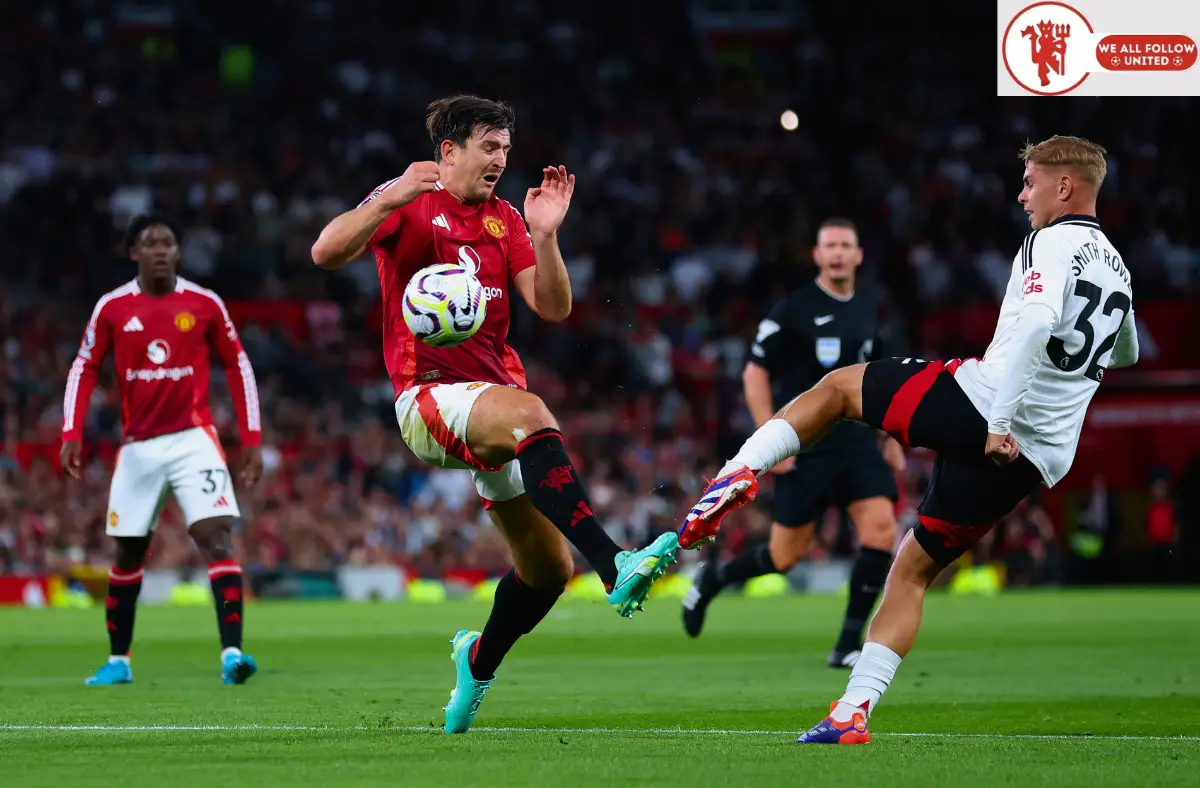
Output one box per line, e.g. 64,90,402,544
683,218,905,669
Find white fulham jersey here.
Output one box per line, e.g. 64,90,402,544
953,214,1137,486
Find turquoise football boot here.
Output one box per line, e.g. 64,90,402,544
606,531,681,618
84,659,133,686
443,630,494,734
222,651,258,685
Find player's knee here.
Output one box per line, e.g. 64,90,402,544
815,365,866,418
815,366,850,392
769,523,812,571
113,537,150,570
542,550,574,590
511,393,558,439
769,546,802,572
518,546,574,591
470,389,561,464
892,530,943,588
858,517,898,552
768,537,807,572
189,517,235,562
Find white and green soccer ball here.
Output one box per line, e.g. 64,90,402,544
402,263,488,348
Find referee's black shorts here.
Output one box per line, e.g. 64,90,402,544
859,358,1044,566
770,421,897,528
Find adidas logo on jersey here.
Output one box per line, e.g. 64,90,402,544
432,214,450,230
123,317,144,332
213,495,229,508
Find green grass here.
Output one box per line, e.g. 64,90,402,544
0,589,1198,787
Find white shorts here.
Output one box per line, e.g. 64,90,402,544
106,426,240,537
394,382,524,507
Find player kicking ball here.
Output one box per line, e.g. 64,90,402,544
62,215,264,686
313,96,679,734
679,136,1138,743
683,218,904,670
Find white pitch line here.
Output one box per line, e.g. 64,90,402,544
466,727,1200,741
0,724,1197,742
0,724,331,732
884,732,1200,742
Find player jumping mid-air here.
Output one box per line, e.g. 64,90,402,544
683,218,905,669
679,135,1138,743
62,214,264,686
311,95,679,734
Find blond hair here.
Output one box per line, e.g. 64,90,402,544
1020,135,1108,188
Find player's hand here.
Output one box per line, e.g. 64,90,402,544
770,456,796,475
239,445,264,489
60,440,83,479
985,433,1020,466
882,437,907,474
524,165,575,236
378,162,440,209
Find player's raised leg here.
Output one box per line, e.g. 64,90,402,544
680,364,866,549
444,495,569,733
467,384,679,616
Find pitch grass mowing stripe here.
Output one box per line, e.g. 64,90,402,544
2,724,1198,742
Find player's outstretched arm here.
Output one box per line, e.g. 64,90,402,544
514,166,575,322
1109,310,1140,369
311,162,438,270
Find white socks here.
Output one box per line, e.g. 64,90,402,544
108,655,131,666
718,419,802,477
832,642,903,721
221,647,242,662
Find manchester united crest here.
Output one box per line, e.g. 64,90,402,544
482,215,506,239
174,311,196,332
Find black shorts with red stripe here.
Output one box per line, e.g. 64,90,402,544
860,358,1043,566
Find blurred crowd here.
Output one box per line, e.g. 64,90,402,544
1,1,1196,580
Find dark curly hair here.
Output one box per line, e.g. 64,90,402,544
123,213,183,253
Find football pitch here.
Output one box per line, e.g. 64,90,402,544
1,589,1197,787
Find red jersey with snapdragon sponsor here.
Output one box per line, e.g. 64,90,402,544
362,180,536,397
62,277,262,445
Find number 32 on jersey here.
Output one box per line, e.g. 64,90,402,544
1046,279,1130,382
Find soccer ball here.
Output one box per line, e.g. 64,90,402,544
402,263,488,348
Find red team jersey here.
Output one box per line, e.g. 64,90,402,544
362,180,537,397
62,277,262,446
